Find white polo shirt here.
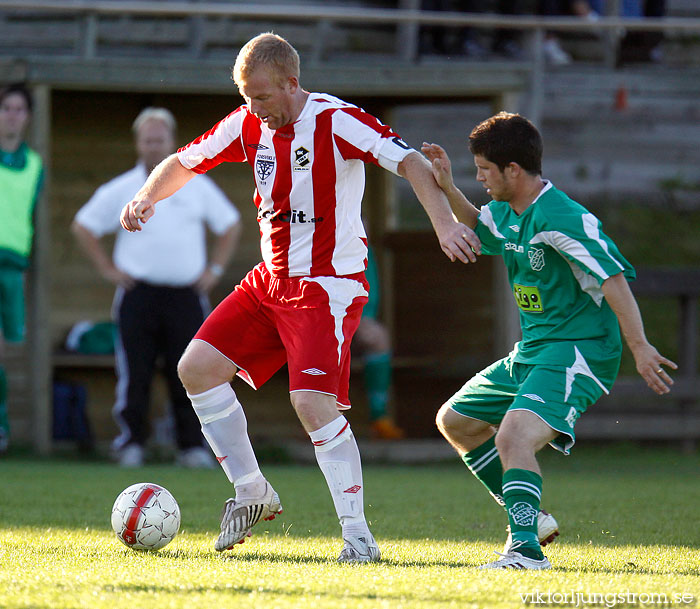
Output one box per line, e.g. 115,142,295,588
75,164,240,286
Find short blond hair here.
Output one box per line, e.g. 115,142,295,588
233,32,300,88
132,107,176,135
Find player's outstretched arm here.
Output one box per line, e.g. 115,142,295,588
602,273,678,395
398,151,480,264
120,154,197,232
421,142,479,228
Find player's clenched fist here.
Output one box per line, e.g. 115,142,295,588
120,198,155,232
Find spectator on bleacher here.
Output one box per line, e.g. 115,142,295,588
71,107,241,468
419,0,526,59
0,83,44,455
539,0,666,65
616,0,667,64
538,0,600,65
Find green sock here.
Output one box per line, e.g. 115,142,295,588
503,468,544,560
364,351,391,421
0,367,9,442
462,436,505,508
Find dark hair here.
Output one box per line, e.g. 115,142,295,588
468,112,542,175
0,83,33,112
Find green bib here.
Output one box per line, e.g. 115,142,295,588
0,145,43,266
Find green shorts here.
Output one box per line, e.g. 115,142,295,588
446,351,615,454
0,268,25,343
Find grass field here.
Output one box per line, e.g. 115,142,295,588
1,444,699,609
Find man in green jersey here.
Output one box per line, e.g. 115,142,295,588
353,245,405,440
0,83,44,454
422,112,676,570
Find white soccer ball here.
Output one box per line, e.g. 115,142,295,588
111,482,181,550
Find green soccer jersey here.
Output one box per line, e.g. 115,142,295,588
475,181,635,387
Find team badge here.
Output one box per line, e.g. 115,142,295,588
256,158,275,181
528,247,546,271
508,502,538,527
513,283,544,313
391,136,410,150
294,146,310,170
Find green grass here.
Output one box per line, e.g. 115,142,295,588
1,445,699,609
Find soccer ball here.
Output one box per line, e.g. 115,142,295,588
111,482,181,550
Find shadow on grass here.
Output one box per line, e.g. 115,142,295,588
96,580,472,605
130,545,700,576
106,550,699,576
108,544,478,568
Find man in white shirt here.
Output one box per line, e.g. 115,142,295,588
72,107,241,468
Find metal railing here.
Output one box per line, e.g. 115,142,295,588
1,0,700,65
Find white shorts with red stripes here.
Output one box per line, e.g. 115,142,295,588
194,262,369,409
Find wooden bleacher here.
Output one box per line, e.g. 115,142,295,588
581,269,700,447
1,0,699,451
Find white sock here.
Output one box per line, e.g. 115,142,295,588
309,416,369,535
189,383,266,500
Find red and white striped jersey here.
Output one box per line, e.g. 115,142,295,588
177,92,414,278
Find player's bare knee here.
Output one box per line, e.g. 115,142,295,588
177,352,197,392
494,427,521,460
372,322,391,352
290,391,340,433
177,348,216,394
435,404,458,440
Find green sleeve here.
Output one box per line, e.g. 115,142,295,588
363,246,380,319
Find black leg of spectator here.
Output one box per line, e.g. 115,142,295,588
618,0,666,64
538,0,573,65
493,0,525,59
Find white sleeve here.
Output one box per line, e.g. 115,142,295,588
332,108,415,176
177,109,247,173
73,183,123,237
376,136,415,176
198,176,241,235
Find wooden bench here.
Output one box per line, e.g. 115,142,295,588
581,268,700,447
53,351,116,371
50,345,439,445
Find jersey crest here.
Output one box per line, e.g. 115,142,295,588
294,146,311,170
528,247,546,271
256,157,275,181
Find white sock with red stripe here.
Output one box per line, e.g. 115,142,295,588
309,416,369,536
189,383,267,500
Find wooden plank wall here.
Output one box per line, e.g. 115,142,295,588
50,89,262,340
46,89,283,448
6,88,496,448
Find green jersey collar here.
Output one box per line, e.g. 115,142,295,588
0,142,28,170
